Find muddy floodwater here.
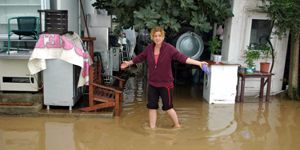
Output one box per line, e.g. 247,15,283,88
1,77,300,150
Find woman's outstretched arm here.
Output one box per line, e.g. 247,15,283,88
185,58,208,69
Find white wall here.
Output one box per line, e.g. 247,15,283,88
56,0,79,33
0,0,43,35
223,0,289,95
82,0,111,52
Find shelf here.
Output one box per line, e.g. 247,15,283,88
0,4,40,6
0,6,40,25
0,0,40,6
0,34,38,41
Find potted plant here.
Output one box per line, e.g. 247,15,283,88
258,43,272,73
244,48,260,74
208,37,222,63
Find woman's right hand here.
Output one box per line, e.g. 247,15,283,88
120,61,131,70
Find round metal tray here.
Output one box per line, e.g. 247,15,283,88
176,31,204,59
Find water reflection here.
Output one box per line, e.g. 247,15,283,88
0,78,300,149
45,122,75,150
123,77,145,105
0,130,40,150
206,104,237,138
235,102,271,139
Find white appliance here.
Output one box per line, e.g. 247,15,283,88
43,59,82,110
111,46,120,72
0,53,40,92
203,64,239,104
87,14,112,75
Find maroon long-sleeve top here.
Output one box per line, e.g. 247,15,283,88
132,42,188,87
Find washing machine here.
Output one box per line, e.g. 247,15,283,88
203,64,239,104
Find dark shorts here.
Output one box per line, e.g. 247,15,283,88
147,84,174,111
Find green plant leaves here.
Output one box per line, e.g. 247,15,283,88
190,12,212,33
244,50,260,68
208,37,221,54
92,0,233,34
264,0,300,37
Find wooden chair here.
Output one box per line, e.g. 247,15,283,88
80,37,125,116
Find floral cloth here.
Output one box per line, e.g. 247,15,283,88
28,33,91,87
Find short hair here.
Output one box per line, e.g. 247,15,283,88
150,26,165,40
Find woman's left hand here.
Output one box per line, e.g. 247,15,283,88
199,61,208,69
185,58,208,69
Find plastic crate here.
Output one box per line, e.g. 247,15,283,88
38,10,68,35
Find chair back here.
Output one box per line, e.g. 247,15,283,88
17,17,37,32
93,52,104,84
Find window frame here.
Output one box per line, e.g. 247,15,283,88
243,12,273,52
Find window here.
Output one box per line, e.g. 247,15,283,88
249,19,272,49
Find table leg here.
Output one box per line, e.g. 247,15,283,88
240,77,245,102
259,77,264,100
266,76,272,101
236,76,240,102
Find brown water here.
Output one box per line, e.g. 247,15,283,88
1,77,300,150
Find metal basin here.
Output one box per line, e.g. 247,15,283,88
176,32,204,59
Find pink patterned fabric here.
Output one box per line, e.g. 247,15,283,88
28,33,91,87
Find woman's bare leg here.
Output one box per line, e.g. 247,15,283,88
149,109,157,128
167,108,181,128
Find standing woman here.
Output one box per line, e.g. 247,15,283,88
121,26,207,129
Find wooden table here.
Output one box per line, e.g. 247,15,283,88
236,72,273,102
